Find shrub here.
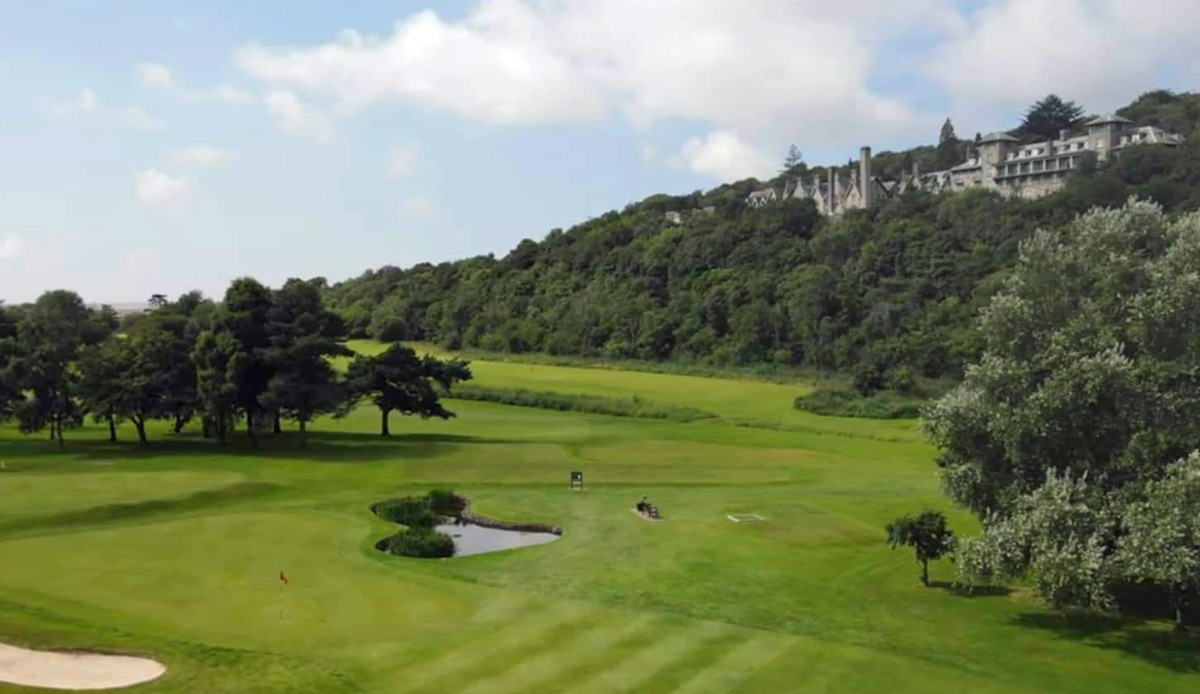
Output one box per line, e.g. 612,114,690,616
426,489,463,516
793,388,925,419
450,385,715,422
852,358,887,396
372,497,437,528
382,527,455,558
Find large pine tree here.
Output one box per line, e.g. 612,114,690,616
1017,94,1085,141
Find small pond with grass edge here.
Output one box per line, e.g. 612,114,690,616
372,491,562,558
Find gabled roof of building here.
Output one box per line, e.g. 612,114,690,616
1085,113,1134,126
980,132,1018,143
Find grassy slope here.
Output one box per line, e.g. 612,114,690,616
0,352,1196,693
343,340,922,443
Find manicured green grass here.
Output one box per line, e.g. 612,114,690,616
1,352,1196,693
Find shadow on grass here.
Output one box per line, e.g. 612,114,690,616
1012,612,1200,673
0,430,531,470
929,580,1012,598
0,481,284,540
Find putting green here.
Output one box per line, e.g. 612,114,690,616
0,353,1196,693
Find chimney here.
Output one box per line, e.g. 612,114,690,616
1058,128,1068,141
827,167,836,214
859,146,872,208
912,160,920,177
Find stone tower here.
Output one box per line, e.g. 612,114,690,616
859,146,872,208
976,132,1018,189
1086,114,1133,161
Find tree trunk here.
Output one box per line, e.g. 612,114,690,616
56,418,64,448
273,412,282,435
173,413,189,434
135,418,148,445
108,412,118,442
380,409,391,437
202,416,211,439
246,411,257,446
921,559,929,587
298,417,307,448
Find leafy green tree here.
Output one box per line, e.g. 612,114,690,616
1017,94,1085,141
926,201,1200,515
258,278,351,445
345,344,472,436
221,278,274,442
929,201,1200,617
4,291,109,446
78,337,131,442
886,510,955,586
956,470,1118,610
935,118,960,170
148,294,168,308
156,295,210,433
781,145,803,174
192,326,242,445
80,330,180,445
0,304,23,422
1118,452,1200,629
939,118,957,144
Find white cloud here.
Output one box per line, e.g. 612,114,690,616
136,61,252,105
234,1,938,146
137,62,175,88
122,106,166,131
40,89,167,132
172,144,235,166
387,142,419,179
135,168,194,210
264,90,332,141
670,130,773,180
398,196,434,219
0,235,24,260
41,88,98,117
928,0,1200,112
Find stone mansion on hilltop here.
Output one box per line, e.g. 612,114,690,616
746,114,1185,216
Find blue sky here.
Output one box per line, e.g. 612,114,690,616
2,0,1197,304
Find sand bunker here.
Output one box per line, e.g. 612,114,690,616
0,642,165,690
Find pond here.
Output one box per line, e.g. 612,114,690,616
435,520,561,556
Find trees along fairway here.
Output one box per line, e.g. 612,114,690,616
344,343,472,436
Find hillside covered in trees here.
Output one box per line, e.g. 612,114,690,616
329,91,1200,383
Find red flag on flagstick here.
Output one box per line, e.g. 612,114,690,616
279,571,289,585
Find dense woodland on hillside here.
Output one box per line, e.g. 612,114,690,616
326,91,1200,386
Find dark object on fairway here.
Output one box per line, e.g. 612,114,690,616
886,510,955,587
279,571,289,585
571,471,583,490
634,497,662,520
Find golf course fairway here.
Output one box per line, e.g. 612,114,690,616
1,348,1196,693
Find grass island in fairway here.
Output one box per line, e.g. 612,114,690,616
0,353,1197,693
